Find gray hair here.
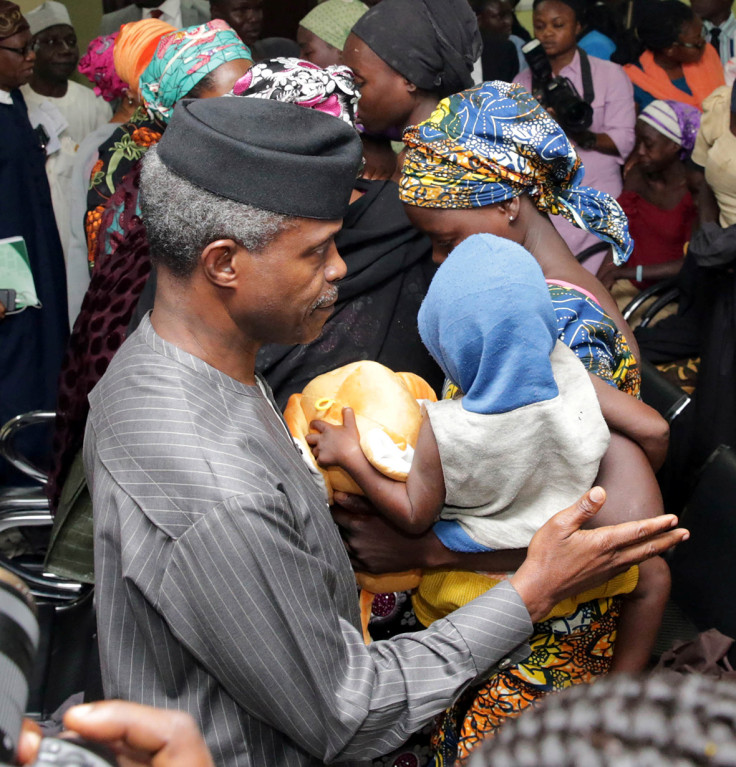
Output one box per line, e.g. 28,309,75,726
139,146,292,278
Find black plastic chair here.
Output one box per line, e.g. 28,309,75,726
0,413,102,717
669,445,736,641
639,357,691,423
622,277,681,328
576,241,610,266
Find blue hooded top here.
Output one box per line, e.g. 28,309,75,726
417,233,559,415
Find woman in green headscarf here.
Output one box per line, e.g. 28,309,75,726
297,0,368,68
84,19,252,272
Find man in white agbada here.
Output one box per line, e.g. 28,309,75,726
20,1,110,260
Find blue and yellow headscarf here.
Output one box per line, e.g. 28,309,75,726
139,20,251,124
400,81,633,265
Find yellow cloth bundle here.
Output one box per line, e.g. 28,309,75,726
413,565,640,627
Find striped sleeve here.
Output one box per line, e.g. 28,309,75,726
158,494,532,762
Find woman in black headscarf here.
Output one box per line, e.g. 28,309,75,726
343,0,482,135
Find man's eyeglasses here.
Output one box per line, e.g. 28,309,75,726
32,36,77,52
0,42,33,57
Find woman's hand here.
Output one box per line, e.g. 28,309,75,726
624,151,640,178
307,408,362,469
596,259,622,291
332,493,528,573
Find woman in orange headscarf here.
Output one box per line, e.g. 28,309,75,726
83,18,173,271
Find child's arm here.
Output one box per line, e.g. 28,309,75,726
306,408,446,535
589,373,670,471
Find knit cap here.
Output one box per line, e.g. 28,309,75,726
26,0,70,35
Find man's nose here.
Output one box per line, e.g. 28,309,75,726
325,243,347,282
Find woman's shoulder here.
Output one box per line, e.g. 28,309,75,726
547,280,603,305
546,281,619,349
547,281,640,392
588,52,632,85
702,84,732,123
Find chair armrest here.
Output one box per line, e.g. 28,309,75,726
622,277,679,321
0,508,52,534
576,242,610,265
0,411,56,484
639,288,682,329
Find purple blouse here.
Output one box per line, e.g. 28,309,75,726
516,50,636,270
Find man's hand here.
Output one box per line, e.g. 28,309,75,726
17,718,42,765
307,408,362,469
18,702,214,767
510,486,688,623
0,300,6,321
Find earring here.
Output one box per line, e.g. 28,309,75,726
508,215,515,223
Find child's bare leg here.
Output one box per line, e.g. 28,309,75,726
609,555,671,673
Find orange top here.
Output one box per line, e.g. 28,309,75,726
624,45,725,111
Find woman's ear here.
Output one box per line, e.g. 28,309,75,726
497,196,521,222
201,239,241,288
404,77,418,94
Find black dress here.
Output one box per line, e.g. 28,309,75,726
0,90,68,485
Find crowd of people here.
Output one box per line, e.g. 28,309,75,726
2,0,736,764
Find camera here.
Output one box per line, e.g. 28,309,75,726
522,39,594,136
0,568,114,767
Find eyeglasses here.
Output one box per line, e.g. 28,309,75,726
675,38,706,49
0,42,33,57
32,36,77,52
675,29,707,49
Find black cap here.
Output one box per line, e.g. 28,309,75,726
158,96,363,219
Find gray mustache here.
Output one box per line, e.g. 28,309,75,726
311,285,339,311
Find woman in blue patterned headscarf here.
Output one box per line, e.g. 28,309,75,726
400,80,632,264
397,81,672,766
397,79,640,392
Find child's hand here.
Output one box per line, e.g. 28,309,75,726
307,407,363,469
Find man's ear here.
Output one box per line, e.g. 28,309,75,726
201,239,242,288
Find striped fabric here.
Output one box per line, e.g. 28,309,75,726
86,314,532,767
